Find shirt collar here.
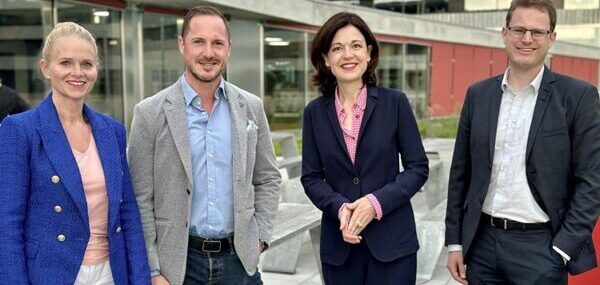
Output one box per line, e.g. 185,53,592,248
334,85,368,116
501,66,544,94
181,74,227,107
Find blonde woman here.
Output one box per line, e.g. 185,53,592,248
0,22,150,284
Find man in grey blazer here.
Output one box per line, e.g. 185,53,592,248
128,6,281,285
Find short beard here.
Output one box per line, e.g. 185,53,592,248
188,64,225,83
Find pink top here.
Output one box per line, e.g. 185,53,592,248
335,86,383,220
334,86,367,164
72,135,109,265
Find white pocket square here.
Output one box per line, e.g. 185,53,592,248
247,120,258,131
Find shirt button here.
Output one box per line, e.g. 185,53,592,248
353,177,360,185
208,154,213,159
209,202,214,206
53,205,62,213
57,234,66,242
209,177,214,182
51,175,60,184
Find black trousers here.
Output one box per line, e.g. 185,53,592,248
467,219,567,285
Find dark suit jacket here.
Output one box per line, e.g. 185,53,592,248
301,86,429,265
0,95,150,284
445,66,600,275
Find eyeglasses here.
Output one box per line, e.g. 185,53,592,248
507,27,551,40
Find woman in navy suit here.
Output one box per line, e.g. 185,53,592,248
302,12,429,284
0,22,150,284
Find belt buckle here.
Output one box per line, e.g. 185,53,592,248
489,215,508,230
201,240,222,253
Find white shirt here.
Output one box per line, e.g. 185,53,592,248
481,66,549,223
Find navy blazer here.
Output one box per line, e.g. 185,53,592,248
445,67,600,275
301,86,429,265
0,95,150,284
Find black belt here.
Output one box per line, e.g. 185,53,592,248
482,213,550,231
188,235,233,253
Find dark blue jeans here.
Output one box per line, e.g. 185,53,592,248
183,245,262,285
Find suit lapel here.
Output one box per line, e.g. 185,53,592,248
357,86,378,149
225,82,247,189
37,95,89,226
488,77,503,164
526,67,554,160
84,105,121,226
325,94,350,161
163,81,193,186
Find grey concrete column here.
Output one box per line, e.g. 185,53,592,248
120,3,144,130
227,18,262,98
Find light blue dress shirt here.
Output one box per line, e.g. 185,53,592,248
181,75,234,239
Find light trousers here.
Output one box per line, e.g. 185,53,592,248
74,259,114,285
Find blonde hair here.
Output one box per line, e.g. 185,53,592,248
41,22,98,63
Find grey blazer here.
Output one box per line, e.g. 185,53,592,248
127,78,281,285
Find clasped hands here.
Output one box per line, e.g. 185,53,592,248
338,197,376,244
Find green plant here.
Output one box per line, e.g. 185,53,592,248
417,117,459,138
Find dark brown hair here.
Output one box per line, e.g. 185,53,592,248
506,0,556,32
181,6,230,40
310,12,379,95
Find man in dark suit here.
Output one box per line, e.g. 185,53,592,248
0,79,29,122
445,0,600,284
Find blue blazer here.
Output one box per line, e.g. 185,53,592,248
0,95,150,284
301,86,429,265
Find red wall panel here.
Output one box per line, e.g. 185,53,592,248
452,44,475,113
551,56,564,73
491,49,508,76
564,57,574,76
429,42,455,116
429,44,598,118
589,61,598,86
574,58,588,82
552,56,599,87
473,47,492,83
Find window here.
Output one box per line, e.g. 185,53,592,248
378,42,404,90
143,12,183,96
264,28,306,130
405,44,429,118
0,0,51,108
378,42,429,118
57,2,124,121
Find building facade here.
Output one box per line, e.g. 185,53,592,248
1,0,599,129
